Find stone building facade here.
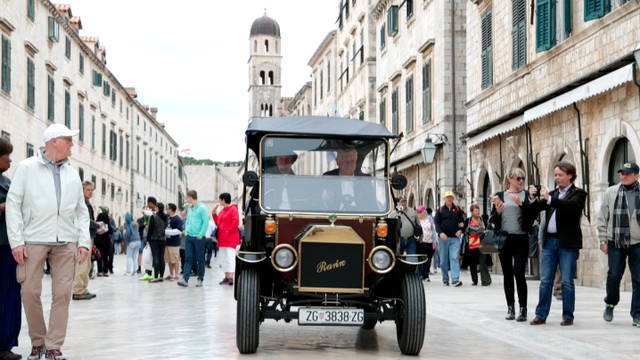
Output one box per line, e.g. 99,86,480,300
0,0,187,226
248,12,282,122
464,0,640,287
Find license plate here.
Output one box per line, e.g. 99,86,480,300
298,308,364,326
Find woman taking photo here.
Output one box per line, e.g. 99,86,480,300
464,204,492,286
416,206,437,281
490,167,542,322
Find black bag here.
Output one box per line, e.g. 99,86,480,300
479,229,508,254
150,214,167,241
401,211,423,238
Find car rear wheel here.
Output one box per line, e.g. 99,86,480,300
395,273,426,355
236,269,260,354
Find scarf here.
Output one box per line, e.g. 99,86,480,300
612,182,640,248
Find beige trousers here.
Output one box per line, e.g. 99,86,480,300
72,251,91,295
17,243,77,350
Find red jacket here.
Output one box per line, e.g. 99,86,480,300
213,204,240,249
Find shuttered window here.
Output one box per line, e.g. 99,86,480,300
78,103,85,142
584,0,608,21
47,76,55,121
380,24,386,50
79,54,84,74
388,6,399,37
65,37,71,59
92,70,102,86
27,58,35,109
391,89,398,134
1,36,11,94
512,0,526,69
422,60,431,124
64,90,71,127
380,99,386,125
481,10,493,90
405,76,414,134
28,0,35,21
536,0,556,52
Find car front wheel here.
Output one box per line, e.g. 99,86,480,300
236,269,260,354
395,273,426,355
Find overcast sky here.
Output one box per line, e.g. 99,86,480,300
68,0,338,161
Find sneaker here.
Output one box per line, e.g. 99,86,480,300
219,277,230,285
136,268,141,274
196,279,203,287
45,349,66,360
139,274,153,281
443,282,449,286
0,350,22,360
206,264,212,269
177,278,188,287
125,272,132,276
228,279,234,286
27,346,44,360
452,281,463,287
633,316,640,327
604,304,615,322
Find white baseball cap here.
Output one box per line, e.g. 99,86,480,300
43,124,79,143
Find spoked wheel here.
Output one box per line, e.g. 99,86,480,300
395,273,426,355
236,269,260,354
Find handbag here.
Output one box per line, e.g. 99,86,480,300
401,211,423,238
479,229,508,254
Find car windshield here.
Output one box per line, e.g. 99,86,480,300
260,136,389,214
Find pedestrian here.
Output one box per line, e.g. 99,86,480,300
394,195,419,255
146,201,168,283
434,191,465,287
597,162,640,327
213,192,240,286
72,181,99,300
164,203,183,281
123,213,141,276
178,190,210,287
416,205,437,281
107,214,116,273
489,167,543,322
464,204,492,286
95,207,113,277
6,123,90,360
530,161,586,326
0,137,21,360
205,217,217,269
112,226,123,255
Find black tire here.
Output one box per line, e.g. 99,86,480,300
395,273,426,355
236,269,260,354
361,318,377,330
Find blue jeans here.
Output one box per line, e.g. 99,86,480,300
439,237,461,283
535,237,579,320
605,241,640,319
399,238,417,255
184,236,206,281
126,241,141,274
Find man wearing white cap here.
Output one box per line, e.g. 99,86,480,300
6,124,90,360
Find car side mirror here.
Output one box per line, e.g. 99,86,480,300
391,174,407,190
243,171,259,187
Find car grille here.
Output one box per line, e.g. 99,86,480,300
298,241,364,293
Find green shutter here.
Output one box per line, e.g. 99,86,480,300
423,60,431,123
1,36,11,93
536,0,556,52
47,76,55,121
391,90,398,134
93,70,102,87
564,0,572,35
406,76,413,133
65,37,71,59
481,10,493,90
79,54,84,74
28,0,35,21
388,6,398,36
584,0,607,21
64,90,71,127
380,99,385,125
512,0,527,70
79,103,84,141
27,58,35,109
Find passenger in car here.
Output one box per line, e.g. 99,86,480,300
263,154,307,210
322,149,376,211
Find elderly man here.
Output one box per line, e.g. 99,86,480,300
7,124,90,360
263,154,303,210
597,162,640,328
434,191,465,287
393,195,420,255
530,161,587,326
72,181,99,301
322,148,376,211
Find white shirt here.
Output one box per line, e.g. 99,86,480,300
205,220,217,238
340,181,356,209
280,187,291,210
546,185,572,234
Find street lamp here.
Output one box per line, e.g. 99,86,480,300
421,137,437,164
135,195,143,209
116,188,123,202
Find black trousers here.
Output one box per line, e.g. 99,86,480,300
499,234,529,308
417,243,435,279
95,238,111,274
149,241,166,279
468,248,492,285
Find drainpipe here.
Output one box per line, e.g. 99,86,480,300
573,102,590,221
633,64,640,105
451,0,458,195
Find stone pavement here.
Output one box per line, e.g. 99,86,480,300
11,256,639,360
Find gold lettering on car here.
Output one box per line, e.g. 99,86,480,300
317,260,347,273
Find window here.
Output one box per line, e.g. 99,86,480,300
422,60,432,123
90,174,96,187
109,130,117,161
345,51,349,83
584,0,608,21
64,90,71,128
92,70,102,86
1,131,10,140
111,183,114,199
143,149,147,175
79,54,84,74
103,81,110,96
380,24,386,50
358,111,364,120
26,143,34,158
137,115,139,126
178,164,183,180
102,124,106,155
388,6,399,37
391,89,398,134
65,37,71,59
407,0,414,19
320,71,323,100
327,61,331,92
536,0,556,52
78,103,84,142
1,36,11,94
345,0,350,18
119,135,124,166
136,144,140,171
111,90,116,106
48,17,60,42
120,100,122,113
268,71,274,85
405,75,414,133
608,137,636,185
47,76,55,121
78,167,84,181
379,98,386,125
314,79,317,106
340,61,343,91
91,115,96,149
101,179,106,195
264,40,269,52
513,0,526,68
126,107,129,119
352,42,356,74
28,0,35,21
359,30,364,65
27,58,35,109
259,70,265,85
481,10,493,90
339,1,344,29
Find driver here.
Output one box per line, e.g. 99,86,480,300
322,148,376,210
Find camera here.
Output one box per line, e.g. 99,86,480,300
534,184,541,196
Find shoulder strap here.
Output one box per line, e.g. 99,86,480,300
401,211,417,227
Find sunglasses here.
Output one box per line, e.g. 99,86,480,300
512,177,525,182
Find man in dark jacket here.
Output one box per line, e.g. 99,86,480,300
72,181,99,300
434,191,465,286
322,148,376,211
530,161,587,326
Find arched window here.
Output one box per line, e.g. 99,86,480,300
259,71,265,85
408,194,415,208
260,104,265,117
269,104,273,117
268,71,274,85
265,40,269,52
482,174,491,217
608,137,636,185
424,189,434,211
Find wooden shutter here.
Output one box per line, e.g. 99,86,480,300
380,99,386,125
27,58,35,109
79,103,85,141
536,0,556,52
391,90,398,134
584,0,607,21
423,60,431,123
481,11,493,90
512,0,526,70
406,76,413,133
1,36,11,93
48,76,55,121
28,0,35,20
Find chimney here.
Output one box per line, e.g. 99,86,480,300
150,107,158,119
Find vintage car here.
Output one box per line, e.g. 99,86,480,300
235,116,427,355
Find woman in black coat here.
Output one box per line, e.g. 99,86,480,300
94,208,113,277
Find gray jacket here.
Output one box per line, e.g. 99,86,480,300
392,206,420,239
597,183,640,246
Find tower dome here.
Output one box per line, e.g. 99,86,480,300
250,11,281,38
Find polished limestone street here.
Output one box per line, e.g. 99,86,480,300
12,255,639,360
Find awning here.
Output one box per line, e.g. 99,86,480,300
466,115,525,148
524,64,635,123
395,153,423,172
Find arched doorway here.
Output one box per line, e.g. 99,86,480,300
424,189,434,212
482,173,491,217
408,193,415,208
608,138,636,185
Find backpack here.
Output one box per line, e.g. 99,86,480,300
150,214,167,241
